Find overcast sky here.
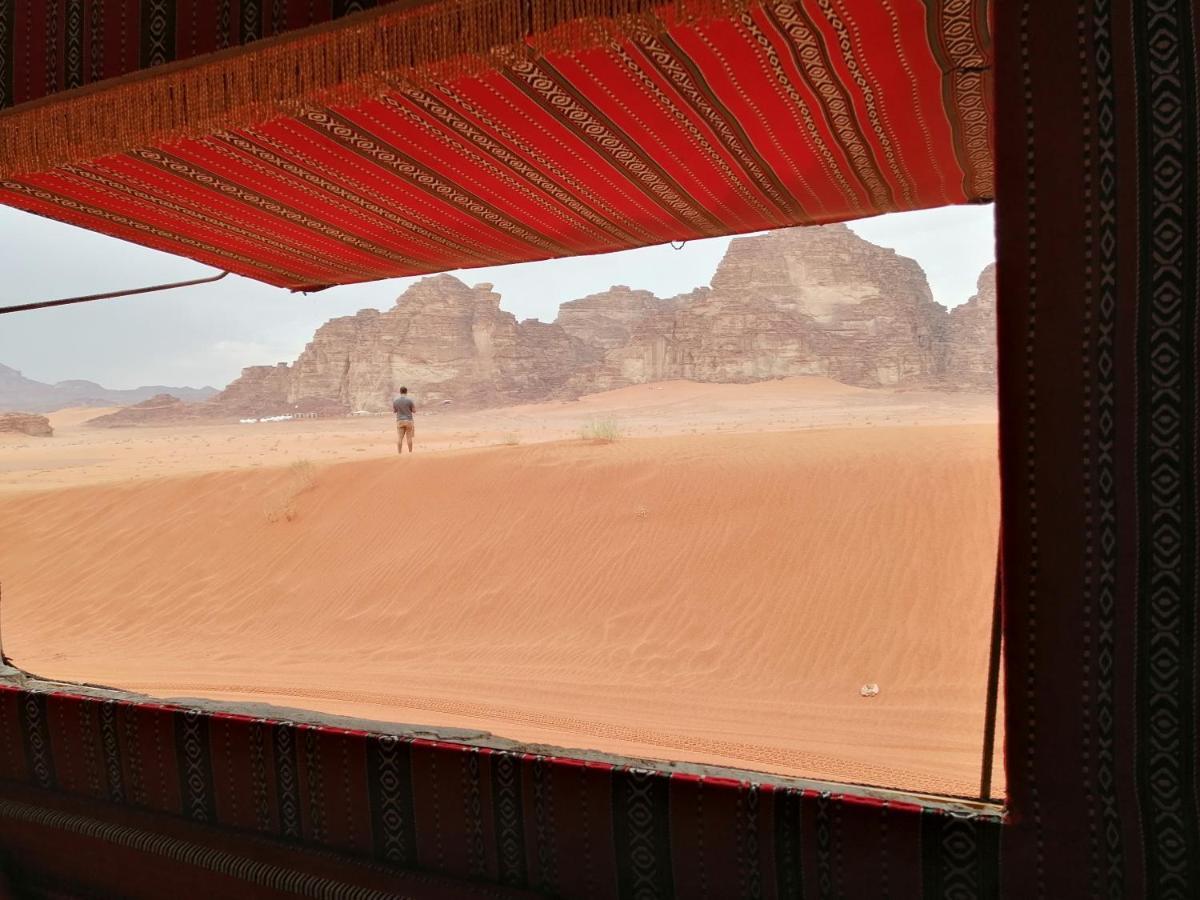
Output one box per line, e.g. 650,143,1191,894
0,203,994,390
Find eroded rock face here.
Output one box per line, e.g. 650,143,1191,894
945,263,997,388
0,412,53,436
203,224,996,417
557,286,669,352
210,364,294,416
215,276,589,414
566,225,951,392
369,277,587,410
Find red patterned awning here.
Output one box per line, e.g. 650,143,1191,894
0,1,993,290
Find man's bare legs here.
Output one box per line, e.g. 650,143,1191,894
397,422,414,453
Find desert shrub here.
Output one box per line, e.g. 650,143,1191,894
502,432,521,446
580,418,621,443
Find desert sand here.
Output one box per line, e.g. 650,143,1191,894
0,378,1002,798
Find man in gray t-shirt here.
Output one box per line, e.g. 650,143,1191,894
393,386,416,454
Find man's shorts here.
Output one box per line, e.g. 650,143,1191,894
396,420,414,437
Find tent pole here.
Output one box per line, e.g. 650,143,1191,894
979,549,1004,801
0,270,230,315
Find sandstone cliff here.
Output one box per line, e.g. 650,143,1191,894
562,225,952,393
945,263,997,388
137,224,997,422
557,286,671,352
216,276,589,415
0,412,53,436
207,364,294,417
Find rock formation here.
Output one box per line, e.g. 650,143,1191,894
207,364,296,417
556,286,668,352
944,263,997,388
87,394,194,428
0,412,53,436
97,224,998,424
213,276,589,415
561,225,954,393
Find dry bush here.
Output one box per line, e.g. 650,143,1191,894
579,418,621,443
502,432,521,446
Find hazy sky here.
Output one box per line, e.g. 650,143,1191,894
0,203,994,390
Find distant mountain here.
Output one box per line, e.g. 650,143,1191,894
0,363,217,413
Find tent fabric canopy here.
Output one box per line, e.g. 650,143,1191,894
0,0,993,291
0,1,404,112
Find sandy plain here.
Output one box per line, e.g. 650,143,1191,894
0,378,1002,798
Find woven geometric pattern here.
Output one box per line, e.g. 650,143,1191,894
0,0,993,290
0,685,1003,898
995,0,1200,896
0,0,391,111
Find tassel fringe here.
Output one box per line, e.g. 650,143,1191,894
0,0,750,180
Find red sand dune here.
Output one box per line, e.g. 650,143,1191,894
0,406,1001,797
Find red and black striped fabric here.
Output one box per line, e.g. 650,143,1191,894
2,0,1199,897
0,0,993,289
0,0,390,110
0,685,1002,898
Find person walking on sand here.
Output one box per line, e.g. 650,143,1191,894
393,386,416,454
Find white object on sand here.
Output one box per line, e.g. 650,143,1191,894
860,683,880,698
